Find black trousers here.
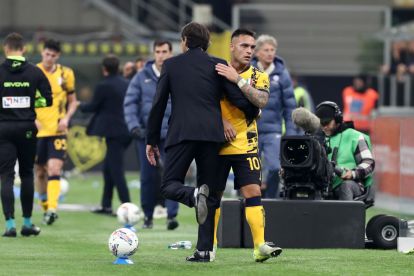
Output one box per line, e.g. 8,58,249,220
161,141,222,251
101,136,131,209
0,121,37,220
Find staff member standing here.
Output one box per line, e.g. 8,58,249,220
80,55,131,215
0,33,52,237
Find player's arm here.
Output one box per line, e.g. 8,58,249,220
216,63,269,108
35,67,53,107
58,92,78,132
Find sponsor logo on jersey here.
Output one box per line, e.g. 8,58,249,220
2,96,31,108
3,82,30,88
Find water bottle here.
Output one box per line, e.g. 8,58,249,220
168,240,192,249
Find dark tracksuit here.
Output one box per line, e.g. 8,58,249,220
0,56,52,220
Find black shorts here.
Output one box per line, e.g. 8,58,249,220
217,153,262,191
35,135,67,165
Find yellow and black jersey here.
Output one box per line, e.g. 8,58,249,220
36,63,75,137
219,65,269,155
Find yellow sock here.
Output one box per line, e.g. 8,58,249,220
213,207,221,247
245,205,265,248
38,193,48,212
47,178,60,211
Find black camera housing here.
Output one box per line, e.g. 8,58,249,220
280,135,333,200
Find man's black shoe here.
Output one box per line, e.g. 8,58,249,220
21,224,41,236
186,250,215,262
142,217,153,229
91,207,115,216
2,228,17,237
194,184,209,225
167,218,179,230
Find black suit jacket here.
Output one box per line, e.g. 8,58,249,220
80,75,130,138
146,48,259,148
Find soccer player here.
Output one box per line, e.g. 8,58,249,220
35,39,78,225
0,33,52,237
209,29,282,262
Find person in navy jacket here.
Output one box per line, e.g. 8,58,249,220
252,34,297,199
80,55,131,215
123,40,179,230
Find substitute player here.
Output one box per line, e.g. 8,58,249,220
35,39,78,225
0,33,52,237
214,29,282,262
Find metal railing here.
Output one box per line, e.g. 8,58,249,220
377,74,414,115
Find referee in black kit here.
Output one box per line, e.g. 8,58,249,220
146,22,259,261
0,33,52,237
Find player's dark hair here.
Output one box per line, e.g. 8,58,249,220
231,28,256,40
153,40,172,51
181,22,210,51
102,54,120,75
3,32,24,50
43,39,61,52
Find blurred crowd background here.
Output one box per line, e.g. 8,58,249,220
1,0,414,204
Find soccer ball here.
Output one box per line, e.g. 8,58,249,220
116,203,143,226
108,228,139,258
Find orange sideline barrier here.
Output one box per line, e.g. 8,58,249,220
371,117,414,198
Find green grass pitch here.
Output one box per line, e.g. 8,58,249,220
0,173,413,276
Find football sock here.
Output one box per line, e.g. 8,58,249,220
47,176,60,211
23,217,32,227
39,193,48,212
245,196,265,248
6,219,16,230
213,207,221,247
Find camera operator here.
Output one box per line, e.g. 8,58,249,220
315,101,375,200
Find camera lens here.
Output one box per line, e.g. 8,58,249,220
283,140,310,165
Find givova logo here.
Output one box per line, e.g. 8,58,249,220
3,82,30,88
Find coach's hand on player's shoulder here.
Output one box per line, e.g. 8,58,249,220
130,127,145,139
223,118,236,142
146,145,160,166
215,63,239,83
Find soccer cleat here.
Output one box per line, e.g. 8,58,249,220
43,211,58,225
142,217,153,229
253,242,283,263
21,224,41,236
166,218,179,230
186,250,215,262
194,184,209,225
2,228,17,238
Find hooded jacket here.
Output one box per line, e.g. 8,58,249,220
251,56,296,135
0,56,52,121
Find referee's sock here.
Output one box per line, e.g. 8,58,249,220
213,207,221,248
245,196,265,249
47,176,61,212
6,219,16,230
23,217,32,227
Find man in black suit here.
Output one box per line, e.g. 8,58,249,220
146,22,263,262
80,55,131,215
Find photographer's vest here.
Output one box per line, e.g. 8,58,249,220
327,128,373,189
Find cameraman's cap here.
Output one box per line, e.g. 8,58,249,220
315,104,335,126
